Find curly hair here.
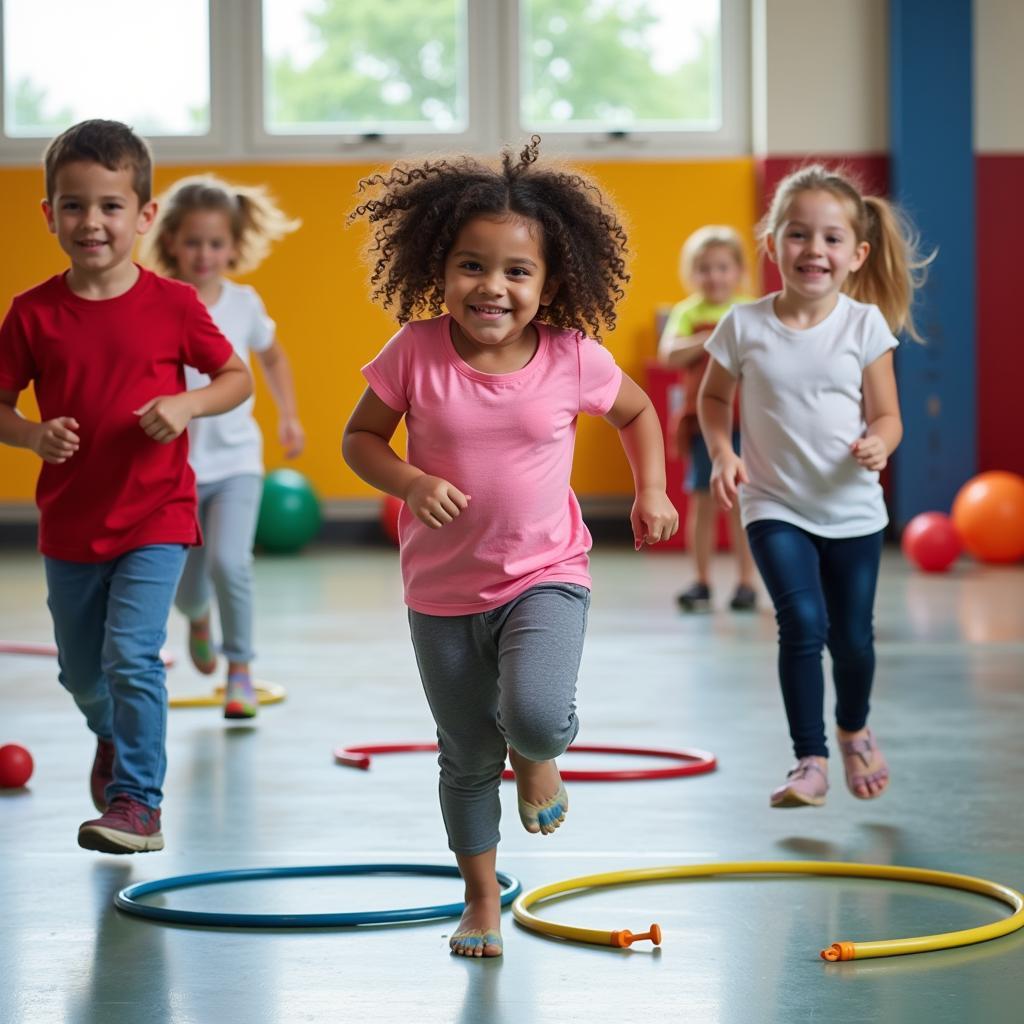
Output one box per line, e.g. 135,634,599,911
349,136,629,339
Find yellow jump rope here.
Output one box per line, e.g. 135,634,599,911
512,860,1024,960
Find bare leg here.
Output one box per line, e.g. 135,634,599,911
450,847,503,957
727,504,757,587
690,491,714,584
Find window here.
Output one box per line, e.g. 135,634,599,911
263,0,468,136
2,0,210,137
0,0,748,163
519,0,721,133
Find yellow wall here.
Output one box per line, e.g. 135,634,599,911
0,157,756,505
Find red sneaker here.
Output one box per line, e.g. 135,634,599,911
78,796,164,854
90,738,115,812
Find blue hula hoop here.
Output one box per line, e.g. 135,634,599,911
115,863,522,928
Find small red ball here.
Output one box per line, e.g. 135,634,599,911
380,494,403,546
0,743,34,788
901,512,962,573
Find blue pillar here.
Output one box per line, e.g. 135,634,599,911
889,0,976,527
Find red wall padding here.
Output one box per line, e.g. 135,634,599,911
976,155,1024,475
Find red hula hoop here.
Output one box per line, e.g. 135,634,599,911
333,742,716,781
0,641,176,668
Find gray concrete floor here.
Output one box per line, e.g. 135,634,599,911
1,545,1023,1024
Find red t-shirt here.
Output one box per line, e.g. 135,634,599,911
0,268,234,562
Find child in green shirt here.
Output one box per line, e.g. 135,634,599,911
658,226,758,613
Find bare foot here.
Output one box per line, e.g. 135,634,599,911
836,727,889,799
508,748,567,835
449,894,503,958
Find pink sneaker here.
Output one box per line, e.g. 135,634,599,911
223,671,258,720
78,796,164,854
770,757,829,808
90,737,115,812
188,618,218,675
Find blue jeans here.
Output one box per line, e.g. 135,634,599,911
685,430,741,493
45,544,187,808
746,520,884,759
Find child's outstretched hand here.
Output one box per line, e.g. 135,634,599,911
631,487,680,550
710,451,748,510
134,394,194,444
279,416,305,459
30,416,79,464
851,435,888,472
405,474,470,529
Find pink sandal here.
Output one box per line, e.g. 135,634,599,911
770,757,828,808
837,730,889,799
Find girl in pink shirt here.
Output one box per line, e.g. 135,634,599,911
344,136,678,958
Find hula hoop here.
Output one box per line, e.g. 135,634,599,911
116,863,522,928
512,860,1024,960
0,640,175,667
169,681,287,709
334,742,716,782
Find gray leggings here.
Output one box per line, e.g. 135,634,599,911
408,582,590,856
175,474,262,664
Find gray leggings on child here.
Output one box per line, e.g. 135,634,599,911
175,474,263,664
408,581,590,856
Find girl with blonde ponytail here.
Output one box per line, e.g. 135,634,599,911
141,176,302,719
698,164,930,810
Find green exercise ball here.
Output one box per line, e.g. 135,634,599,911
256,469,322,554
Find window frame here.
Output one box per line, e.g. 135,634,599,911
501,0,750,160
0,0,235,165
0,0,749,167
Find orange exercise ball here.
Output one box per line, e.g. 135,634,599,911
950,471,1024,564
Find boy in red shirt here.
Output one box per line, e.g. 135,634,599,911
0,120,252,853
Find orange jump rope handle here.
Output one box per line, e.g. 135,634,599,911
820,941,856,962
610,923,663,948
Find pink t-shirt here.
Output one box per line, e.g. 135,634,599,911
363,314,622,615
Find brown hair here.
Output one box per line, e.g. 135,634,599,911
140,175,300,277
44,119,152,205
348,135,629,340
759,164,933,341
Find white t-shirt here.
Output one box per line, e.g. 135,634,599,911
705,293,898,537
185,280,275,484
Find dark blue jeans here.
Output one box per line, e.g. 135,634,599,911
746,520,884,758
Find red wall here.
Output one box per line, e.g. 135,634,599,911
755,153,1021,478
755,154,890,293
976,155,1024,475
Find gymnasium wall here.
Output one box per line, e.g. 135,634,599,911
1,0,1020,513
755,0,1022,481
0,159,756,507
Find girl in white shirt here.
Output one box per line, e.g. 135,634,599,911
142,177,303,718
699,165,929,808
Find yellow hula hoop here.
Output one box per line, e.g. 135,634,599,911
168,682,287,709
512,860,1024,960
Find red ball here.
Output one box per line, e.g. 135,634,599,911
380,494,403,546
951,471,1024,564
0,743,34,788
901,512,962,573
